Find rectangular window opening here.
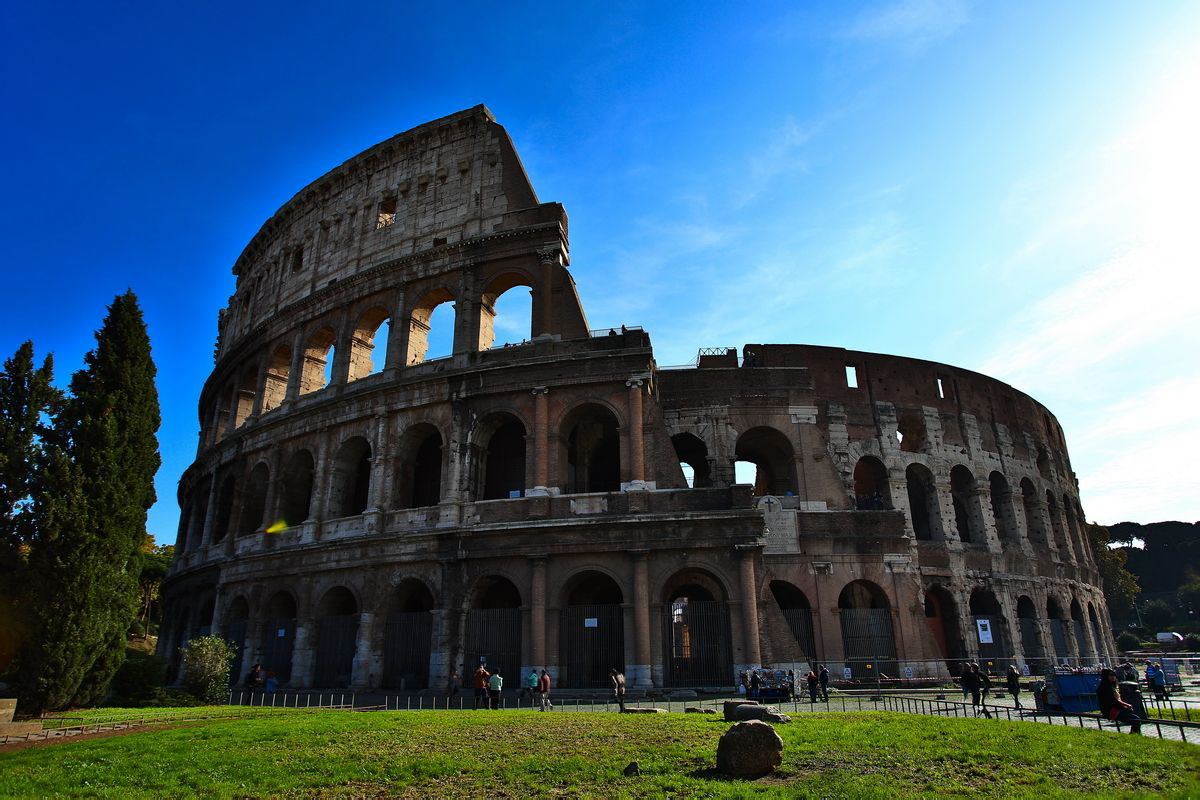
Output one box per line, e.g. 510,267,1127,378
936,377,945,399
291,247,304,273
376,198,397,229
845,365,859,389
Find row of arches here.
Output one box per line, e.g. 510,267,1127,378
671,427,799,494
208,277,537,445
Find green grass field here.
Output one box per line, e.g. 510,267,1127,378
2,709,1196,798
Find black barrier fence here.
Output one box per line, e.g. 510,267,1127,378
559,604,624,688
662,600,732,687
382,611,432,690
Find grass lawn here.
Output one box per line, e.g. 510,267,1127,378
2,709,1196,798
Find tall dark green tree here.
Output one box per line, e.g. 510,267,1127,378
1086,522,1141,625
14,292,161,712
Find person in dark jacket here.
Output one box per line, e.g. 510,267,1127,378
1006,665,1022,709
610,668,626,712
976,665,993,718
818,665,830,701
1098,667,1142,733
807,670,819,704
749,670,762,699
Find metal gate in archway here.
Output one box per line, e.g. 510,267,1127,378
463,608,521,683
1019,618,1045,670
559,604,624,688
383,611,432,689
314,614,359,687
840,609,898,678
262,617,295,683
973,615,1011,671
1049,619,1069,662
662,600,732,687
1072,620,1091,661
224,620,248,687
781,607,818,661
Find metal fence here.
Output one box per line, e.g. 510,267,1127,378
382,611,432,690
559,604,625,688
662,600,732,687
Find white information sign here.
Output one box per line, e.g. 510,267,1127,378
584,618,598,628
843,667,853,679
976,619,993,644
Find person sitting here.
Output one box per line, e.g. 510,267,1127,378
247,663,266,690
1098,667,1142,733
264,671,278,693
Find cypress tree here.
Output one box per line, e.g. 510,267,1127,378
14,291,161,712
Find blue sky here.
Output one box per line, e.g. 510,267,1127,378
2,1,1197,542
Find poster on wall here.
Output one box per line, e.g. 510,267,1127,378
976,619,994,644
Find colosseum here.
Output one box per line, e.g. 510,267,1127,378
160,105,1114,693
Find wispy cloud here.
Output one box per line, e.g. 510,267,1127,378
734,118,814,208
845,0,968,50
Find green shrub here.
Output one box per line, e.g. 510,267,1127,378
1116,631,1141,652
181,635,234,704
109,649,167,704
1184,633,1200,651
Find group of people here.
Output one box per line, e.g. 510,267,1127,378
1118,660,1169,700
740,666,831,702
956,662,1003,717
448,666,555,710
245,663,278,692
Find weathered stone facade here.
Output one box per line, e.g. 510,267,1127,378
160,106,1113,692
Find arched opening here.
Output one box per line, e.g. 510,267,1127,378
672,433,711,488
280,449,314,527
895,410,926,453
559,572,625,688
1017,595,1045,670
300,326,337,395
394,424,443,508
329,437,372,518
479,274,534,350
853,456,891,509
239,462,269,536
223,597,250,687
1070,599,1092,661
1020,478,1046,543
838,580,897,679
463,576,522,683
476,414,527,500
261,344,291,413
905,463,941,540
1037,448,1052,480
233,365,257,429
1088,604,1105,661
924,586,964,674
969,589,1011,670
348,307,391,381
188,477,210,552
383,579,434,690
196,597,215,637
262,591,297,684
212,473,236,543
770,581,817,661
989,472,1018,542
314,587,359,688
214,383,236,441
734,427,797,496
950,466,982,543
563,404,621,493
407,288,455,364
175,501,191,553
1045,491,1068,552
1063,496,1084,562
661,570,732,687
1047,597,1068,663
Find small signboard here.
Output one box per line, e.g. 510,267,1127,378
843,667,853,679
584,618,598,628
904,666,914,679
976,619,993,644
277,628,286,638
1022,663,1031,676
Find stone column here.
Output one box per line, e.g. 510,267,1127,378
367,414,389,513
198,475,220,551
261,450,283,532
309,437,330,535
284,331,305,403
290,620,315,688
630,550,652,687
350,611,379,689
530,557,547,669
537,248,558,336
737,546,762,669
625,378,647,489
529,387,551,494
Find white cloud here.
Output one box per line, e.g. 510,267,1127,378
846,0,968,49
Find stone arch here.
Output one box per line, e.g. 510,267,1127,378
672,432,711,488
406,287,456,364
300,325,337,395
1046,595,1069,662
1070,598,1092,661
1016,594,1045,668
1063,495,1085,562
478,271,535,350
561,402,621,493
1045,490,1068,552
989,472,1018,542
280,449,314,527
1087,602,1106,661
239,462,270,536
734,426,796,496
212,472,237,543
905,462,941,540
1020,478,1046,543
382,578,435,690
262,589,298,683
838,580,897,679
969,588,1012,669
394,422,443,508
348,305,391,381
233,364,258,429
559,570,625,688
853,456,891,509
186,476,210,552
328,436,372,518
223,596,251,686
950,465,982,543
473,412,527,500
769,580,817,661
261,343,291,413
924,585,964,674
314,586,359,688
463,575,522,683
661,568,733,687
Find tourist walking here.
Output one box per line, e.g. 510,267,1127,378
976,664,993,718
525,669,539,703
959,665,971,701
1006,665,1022,709
488,670,503,709
1098,668,1142,733
473,664,491,710
539,668,554,711
1147,662,1167,701
818,665,830,701
448,669,461,698
750,670,762,699
610,668,626,712
806,670,819,704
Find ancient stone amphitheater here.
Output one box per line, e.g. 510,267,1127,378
160,106,1113,692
